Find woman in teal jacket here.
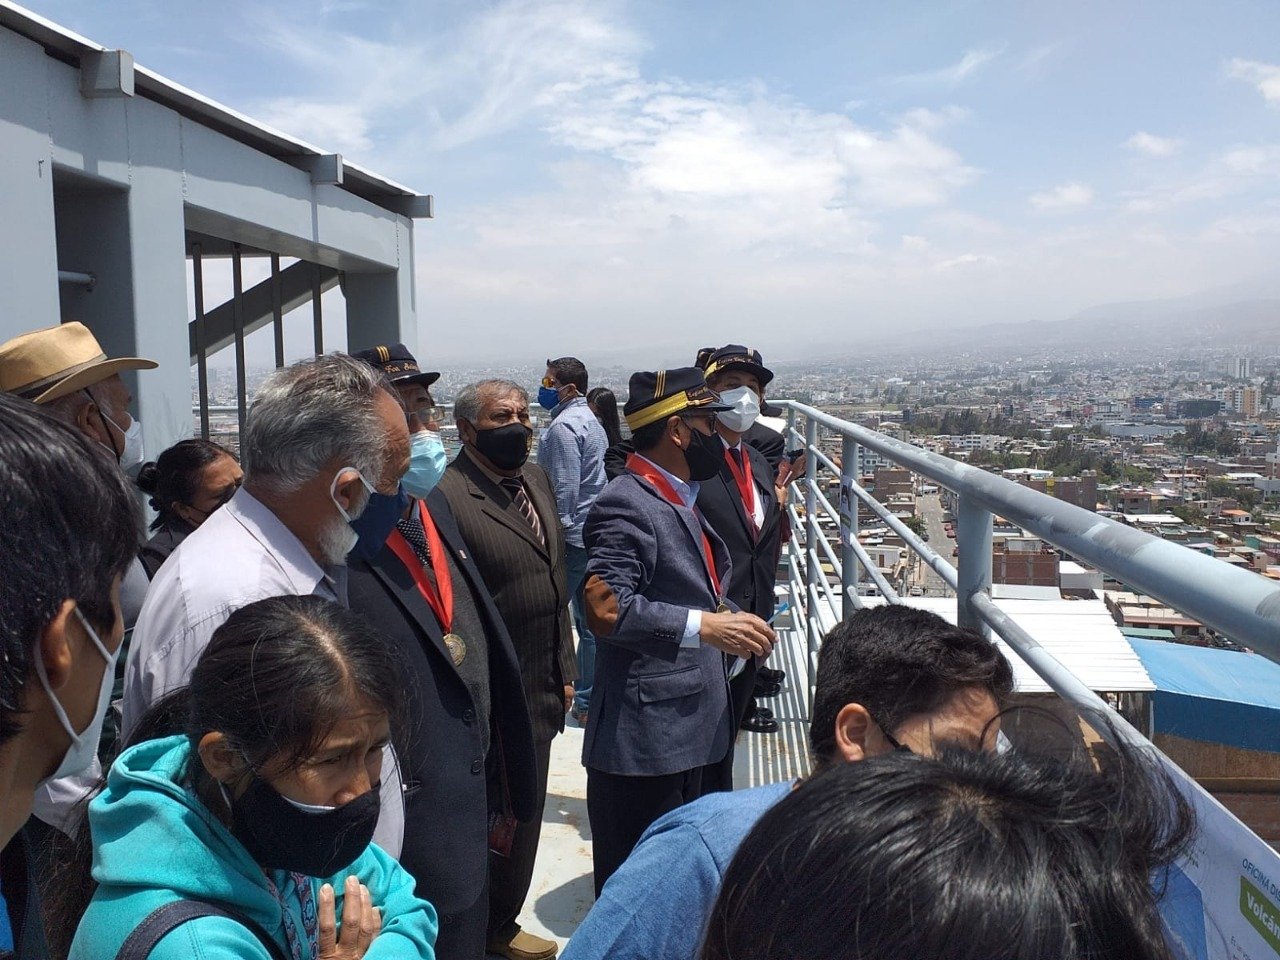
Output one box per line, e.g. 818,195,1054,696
61,595,437,960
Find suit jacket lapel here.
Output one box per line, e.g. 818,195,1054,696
462,457,551,559
368,545,462,681
632,475,720,598
716,460,757,541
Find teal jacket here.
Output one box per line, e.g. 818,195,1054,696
69,735,437,960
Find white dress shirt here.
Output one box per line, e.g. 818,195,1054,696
720,435,767,529
122,487,404,855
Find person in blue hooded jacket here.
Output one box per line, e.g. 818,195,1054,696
56,595,437,960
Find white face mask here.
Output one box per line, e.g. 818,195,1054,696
33,607,118,785
717,386,761,433
96,402,145,471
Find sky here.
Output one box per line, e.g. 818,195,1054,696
28,0,1280,364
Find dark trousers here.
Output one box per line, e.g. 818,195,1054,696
487,736,553,945
435,877,489,960
586,765,704,897
700,657,760,794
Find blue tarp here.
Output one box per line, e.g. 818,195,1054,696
1130,638,1280,753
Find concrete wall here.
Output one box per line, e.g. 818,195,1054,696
0,24,418,455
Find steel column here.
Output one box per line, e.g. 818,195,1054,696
312,262,324,355
231,244,247,440
270,254,285,369
191,244,210,440
955,494,993,636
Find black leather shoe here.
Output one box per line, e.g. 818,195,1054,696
751,706,775,721
758,667,786,684
741,709,780,734
754,680,783,699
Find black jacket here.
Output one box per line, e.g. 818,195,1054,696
437,451,577,745
347,489,536,953
1,826,48,960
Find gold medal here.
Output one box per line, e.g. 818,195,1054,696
443,633,466,666
717,600,731,613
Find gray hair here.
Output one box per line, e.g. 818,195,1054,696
242,353,390,494
453,379,528,425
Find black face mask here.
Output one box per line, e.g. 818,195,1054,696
226,773,381,877
683,426,723,482
473,422,532,471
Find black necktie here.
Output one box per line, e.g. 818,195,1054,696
500,477,545,546
396,514,432,569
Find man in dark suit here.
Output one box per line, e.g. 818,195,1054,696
582,368,776,895
694,347,787,793
438,379,576,960
346,347,539,960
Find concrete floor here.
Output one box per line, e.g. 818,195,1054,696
504,618,812,953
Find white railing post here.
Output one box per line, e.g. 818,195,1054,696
804,415,821,708
840,435,859,619
956,494,993,636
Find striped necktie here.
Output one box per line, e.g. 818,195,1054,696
500,477,545,546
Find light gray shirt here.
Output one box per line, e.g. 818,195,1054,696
122,487,404,855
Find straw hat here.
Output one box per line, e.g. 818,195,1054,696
0,322,157,404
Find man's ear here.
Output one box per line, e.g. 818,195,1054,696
37,600,77,691
330,468,364,515
197,732,244,787
666,415,685,449
833,702,873,763
457,417,476,446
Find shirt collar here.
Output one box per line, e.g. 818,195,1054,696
635,454,699,507
224,487,334,595
551,394,588,418
718,434,741,451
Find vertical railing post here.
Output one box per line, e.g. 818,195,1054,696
956,494,993,636
191,243,210,440
312,262,324,355
231,244,247,443
804,415,821,708
840,435,859,619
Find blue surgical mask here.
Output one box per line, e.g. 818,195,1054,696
537,385,562,411
403,430,447,499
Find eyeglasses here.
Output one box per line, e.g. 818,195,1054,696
540,376,558,388
411,405,444,425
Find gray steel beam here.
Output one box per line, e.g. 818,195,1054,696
80,49,134,98
840,435,860,618
956,495,993,636
776,401,1280,663
188,260,340,363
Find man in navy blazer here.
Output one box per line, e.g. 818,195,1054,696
582,367,776,895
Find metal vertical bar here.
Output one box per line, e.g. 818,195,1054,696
804,416,821,710
839,435,859,619
270,254,285,368
191,244,210,440
231,244,248,442
956,494,993,636
311,262,324,355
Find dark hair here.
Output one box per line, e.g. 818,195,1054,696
135,438,235,531
630,418,670,453
0,393,139,745
587,387,623,447
809,606,1014,766
702,744,1195,960
547,356,589,394
46,594,405,955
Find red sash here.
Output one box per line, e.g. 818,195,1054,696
626,453,722,597
386,500,454,631
723,446,757,533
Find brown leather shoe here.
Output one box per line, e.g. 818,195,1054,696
487,930,558,960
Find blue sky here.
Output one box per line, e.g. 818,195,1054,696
28,0,1280,362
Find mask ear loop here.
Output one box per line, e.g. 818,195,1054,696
83,388,123,461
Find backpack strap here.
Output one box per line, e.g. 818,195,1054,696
115,899,291,960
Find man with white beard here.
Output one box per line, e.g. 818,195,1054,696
122,353,411,843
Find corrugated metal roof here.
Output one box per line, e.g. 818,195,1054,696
860,596,1155,694
0,0,429,216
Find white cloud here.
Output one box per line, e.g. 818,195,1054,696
1124,131,1182,158
893,47,1004,85
1029,182,1094,211
936,252,998,270
1227,58,1280,103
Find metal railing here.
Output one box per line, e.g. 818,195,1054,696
774,399,1280,960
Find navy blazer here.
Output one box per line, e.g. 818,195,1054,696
347,489,537,931
582,471,734,777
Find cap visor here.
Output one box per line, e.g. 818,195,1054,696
32,356,158,404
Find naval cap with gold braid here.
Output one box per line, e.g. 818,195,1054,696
623,366,732,431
